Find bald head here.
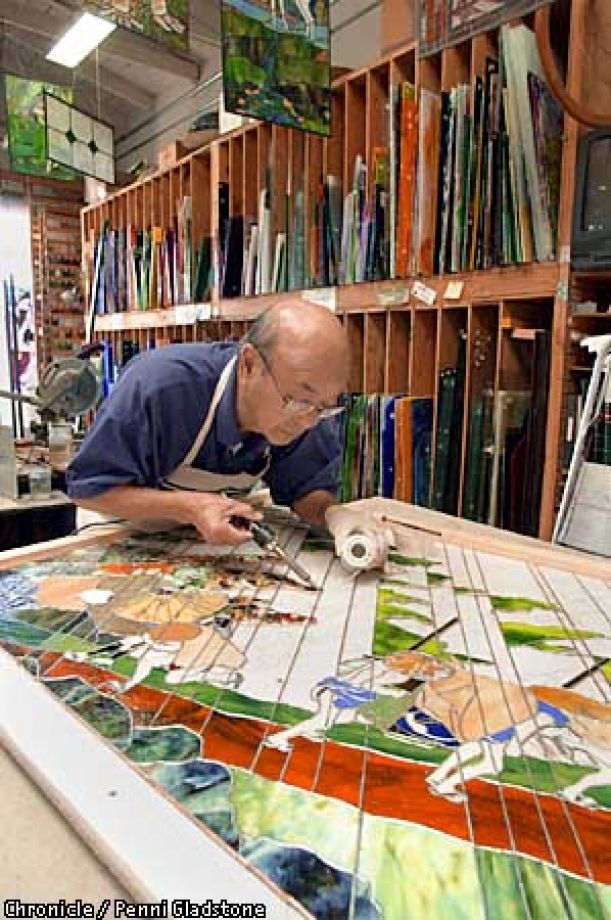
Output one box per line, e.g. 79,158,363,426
245,300,349,378
238,300,349,444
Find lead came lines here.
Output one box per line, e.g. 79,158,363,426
430,536,534,920
464,546,579,918
471,548,605,917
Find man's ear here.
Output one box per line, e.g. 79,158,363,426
240,343,260,379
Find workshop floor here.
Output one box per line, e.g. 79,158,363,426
0,745,130,908
1,506,130,907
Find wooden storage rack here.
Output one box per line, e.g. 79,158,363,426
33,203,85,368
14,171,86,372
83,2,611,541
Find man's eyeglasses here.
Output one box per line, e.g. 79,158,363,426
257,349,344,419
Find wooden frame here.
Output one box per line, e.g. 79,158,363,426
535,1,611,128
1,650,300,912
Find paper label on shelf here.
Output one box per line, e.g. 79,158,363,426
412,281,437,306
377,287,409,306
174,305,198,324
444,280,464,300
302,288,337,312
195,303,212,321
109,314,123,331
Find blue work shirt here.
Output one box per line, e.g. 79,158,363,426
66,342,341,508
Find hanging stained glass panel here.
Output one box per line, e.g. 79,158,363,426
418,0,554,57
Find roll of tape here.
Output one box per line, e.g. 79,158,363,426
339,533,379,573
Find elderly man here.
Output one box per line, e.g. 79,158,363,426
67,301,389,564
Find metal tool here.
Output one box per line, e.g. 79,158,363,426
553,333,611,555
230,516,318,590
0,343,102,423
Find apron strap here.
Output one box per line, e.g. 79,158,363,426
183,355,238,467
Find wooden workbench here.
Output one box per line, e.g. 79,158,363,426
0,492,76,551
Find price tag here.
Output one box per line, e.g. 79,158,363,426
412,281,437,306
174,305,197,324
444,280,464,300
377,287,409,306
196,303,212,321
302,288,337,312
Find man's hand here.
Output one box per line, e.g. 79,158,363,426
74,486,263,546
188,494,263,546
325,499,395,572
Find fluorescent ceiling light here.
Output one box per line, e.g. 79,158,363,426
47,13,116,68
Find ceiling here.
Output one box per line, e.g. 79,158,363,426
0,0,222,138
0,0,377,173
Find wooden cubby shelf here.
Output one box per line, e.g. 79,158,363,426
83,3,606,541
93,262,561,328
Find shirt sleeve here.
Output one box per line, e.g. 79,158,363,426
65,357,203,499
264,417,341,508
